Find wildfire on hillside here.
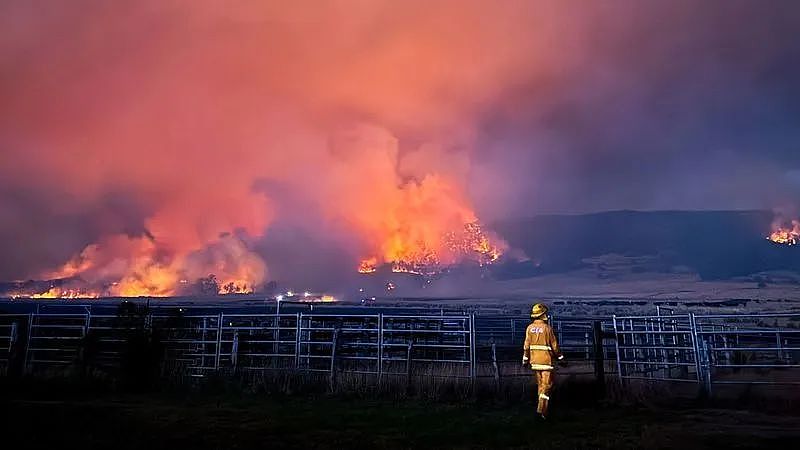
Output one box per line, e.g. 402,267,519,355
9,286,99,299
26,232,267,298
358,258,378,274
358,220,506,276
768,219,800,246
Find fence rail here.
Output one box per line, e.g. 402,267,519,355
3,308,799,392
0,310,608,381
612,311,800,392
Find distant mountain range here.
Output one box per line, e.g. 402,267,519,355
491,210,800,280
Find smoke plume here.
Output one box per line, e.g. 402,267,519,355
1,1,799,292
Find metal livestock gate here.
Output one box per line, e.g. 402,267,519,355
612,311,800,392
0,314,27,375
7,311,479,379
693,313,800,392
474,315,617,377
11,307,799,393
612,313,700,383
2,310,615,381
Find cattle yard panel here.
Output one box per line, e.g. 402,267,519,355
150,314,223,375
612,312,800,390
380,314,473,379
475,315,617,377
10,311,610,380
25,313,90,368
5,311,557,379
297,314,379,375
7,307,800,394
612,314,700,383
218,314,300,371
694,313,800,391
0,314,27,375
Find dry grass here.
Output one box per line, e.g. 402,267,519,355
2,387,800,450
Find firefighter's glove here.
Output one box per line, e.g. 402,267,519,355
557,355,568,368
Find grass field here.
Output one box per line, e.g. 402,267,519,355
2,389,799,449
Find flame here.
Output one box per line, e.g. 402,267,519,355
8,286,100,299
358,257,378,273
325,125,508,277
359,222,504,275
391,262,422,275
39,232,267,297
359,218,506,275
444,222,503,265
354,173,507,275
768,219,800,246
32,287,100,299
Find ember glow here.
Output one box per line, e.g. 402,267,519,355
768,220,800,246
10,287,99,300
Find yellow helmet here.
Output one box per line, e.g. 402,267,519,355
530,302,549,319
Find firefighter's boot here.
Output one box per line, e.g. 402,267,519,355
537,393,550,418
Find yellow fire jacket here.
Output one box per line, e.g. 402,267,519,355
522,319,563,370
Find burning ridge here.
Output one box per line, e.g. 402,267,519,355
768,219,800,246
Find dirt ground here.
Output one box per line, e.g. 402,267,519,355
2,391,799,449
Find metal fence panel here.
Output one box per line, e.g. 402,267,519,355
0,314,27,375
476,316,616,374
8,307,800,393
151,314,222,375
612,314,700,383
218,314,299,371
694,313,800,390
26,313,89,368
6,311,610,379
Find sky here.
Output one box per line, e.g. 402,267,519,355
1,0,799,287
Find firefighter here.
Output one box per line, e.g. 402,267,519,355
522,302,563,420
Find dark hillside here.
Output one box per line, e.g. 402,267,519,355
493,210,800,280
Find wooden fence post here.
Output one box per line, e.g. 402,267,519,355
593,320,606,396
405,341,413,392
491,341,500,391
328,327,339,390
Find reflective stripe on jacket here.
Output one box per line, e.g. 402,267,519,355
522,319,562,369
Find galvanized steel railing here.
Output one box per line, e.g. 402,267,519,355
612,311,800,392
0,310,609,381
0,311,479,379
6,308,797,392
